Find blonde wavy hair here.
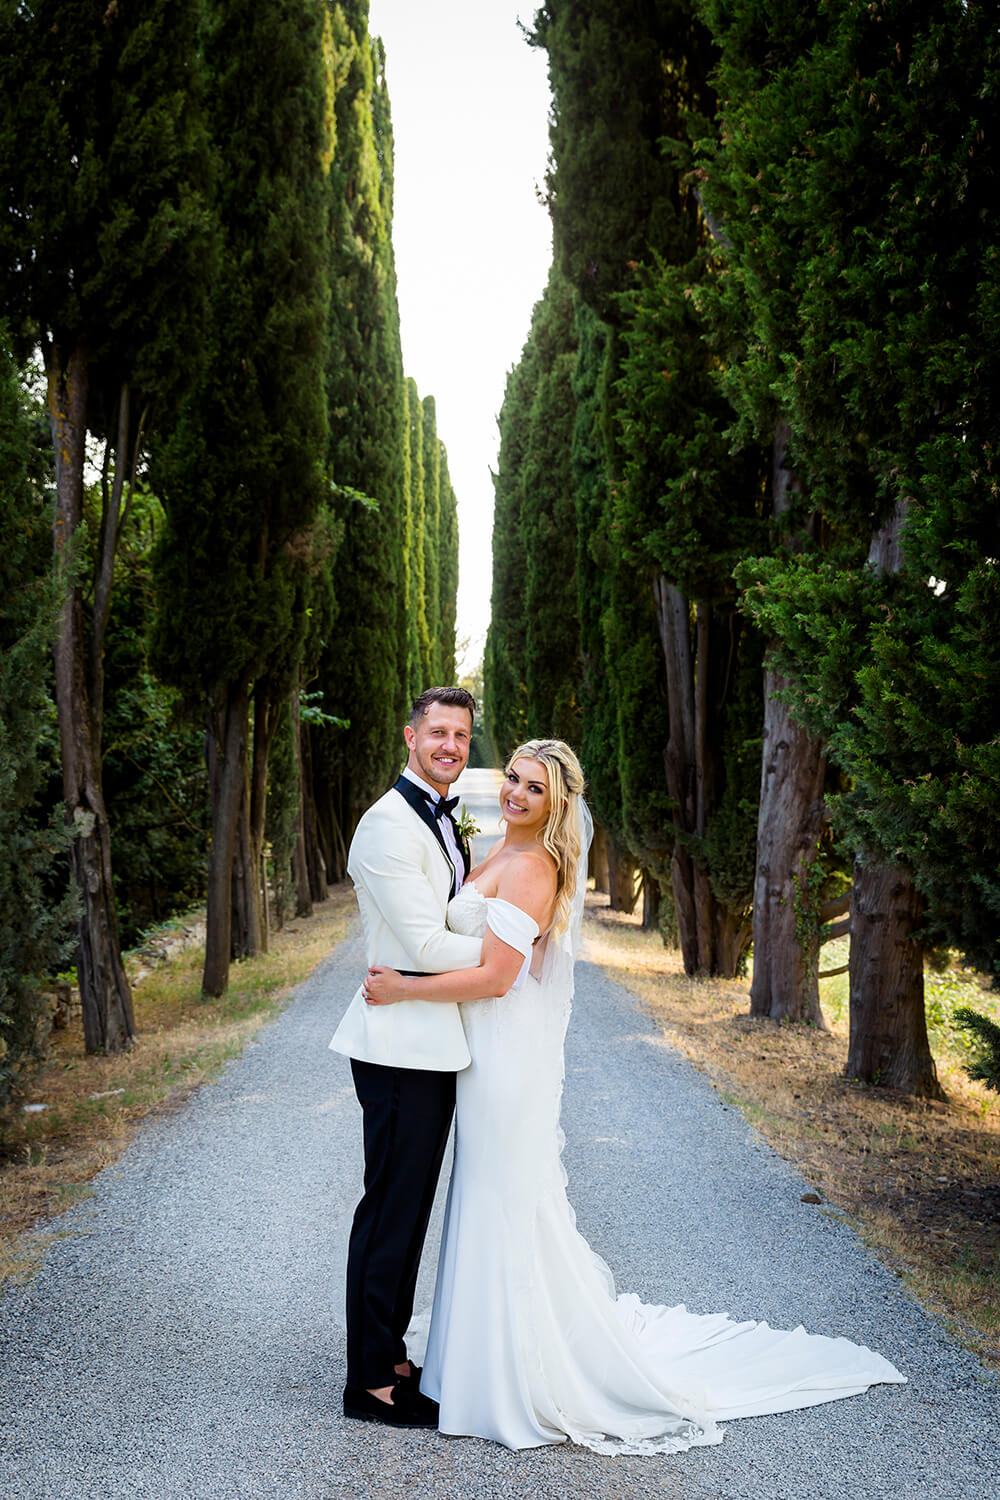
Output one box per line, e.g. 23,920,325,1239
504,739,586,937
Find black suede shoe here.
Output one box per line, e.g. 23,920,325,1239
397,1361,422,1391
342,1382,439,1428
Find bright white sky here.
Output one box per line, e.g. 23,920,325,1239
366,0,553,676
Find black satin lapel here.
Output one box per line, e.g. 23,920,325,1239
393,777,456,894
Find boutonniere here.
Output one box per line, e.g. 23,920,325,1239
455,807,480,842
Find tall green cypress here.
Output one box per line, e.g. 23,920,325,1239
0,335,75,1111
437,443,459,684
152,0,330,994
309,5,408,877
534,0,766,973
405,377,431,685
0,0,213,1046
421,394,442,681
485,306,540,756
709,0,1000,1086
520,267,581,744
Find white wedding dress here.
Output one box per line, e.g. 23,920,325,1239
417,869,906,1454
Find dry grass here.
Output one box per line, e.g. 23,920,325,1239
583,896,1000,1369
0,887,356,1283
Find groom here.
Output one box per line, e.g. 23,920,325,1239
329,685,482,1428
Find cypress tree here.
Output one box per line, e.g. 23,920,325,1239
99,487,209,946
406,377,431,684
614,250,767,974
399,380,422,705
437,443,460,684
310,8,409,875
534,0,766,973
484,299,540,756
520,266,582,745
570,302,635,906
152,0,330,994
709,0,1000,1089
421,394,442,681
0,334,75,1110
0,0,213,1047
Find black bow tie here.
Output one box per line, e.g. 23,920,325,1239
431,794,460,821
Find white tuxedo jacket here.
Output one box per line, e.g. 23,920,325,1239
328,784,482,1070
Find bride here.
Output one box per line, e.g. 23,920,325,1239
361,738,905,1454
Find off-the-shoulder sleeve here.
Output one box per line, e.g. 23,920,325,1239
486,898,539,957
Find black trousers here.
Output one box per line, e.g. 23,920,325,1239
345,1058,456,1390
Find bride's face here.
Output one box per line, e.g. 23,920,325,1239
500,757,551,834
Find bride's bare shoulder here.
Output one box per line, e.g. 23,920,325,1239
495,847,557,905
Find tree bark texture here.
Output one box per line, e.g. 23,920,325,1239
313,777,349,884
605,834,639,913
749,667,828,1025
300,722,328,903
750,424,829,1023
290,690,313,918
230,768,261,961
203,681,250,996
231,681,285,959
641,870,661,931
589,824,609,894
653,577,749,977
844,500,941,1096
48,346,135,1053
847,857,942,1097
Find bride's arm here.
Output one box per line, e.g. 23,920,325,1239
364,857,554,1006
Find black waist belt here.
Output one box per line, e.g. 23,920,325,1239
397,969,431,978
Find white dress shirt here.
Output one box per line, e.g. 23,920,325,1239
401,766,465,893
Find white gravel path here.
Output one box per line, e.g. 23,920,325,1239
1,906,997,1500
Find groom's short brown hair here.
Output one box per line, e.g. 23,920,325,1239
409,686,476,726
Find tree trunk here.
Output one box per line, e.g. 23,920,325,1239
844,500,941,1096
300,722,328,902
847,857,942,1097
715,902,752,982
290,689,313,918
203,680,250,996
749,667,828,1024
589,824,609,894
653,578,748,977
48,344,135,1053
230,766,260,961
641,870,661,930
750,424,828,1023
606,833,639,913
231,682,283,958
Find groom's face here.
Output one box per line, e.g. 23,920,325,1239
404,704,472,794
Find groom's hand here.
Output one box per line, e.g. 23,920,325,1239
362,965,405,1006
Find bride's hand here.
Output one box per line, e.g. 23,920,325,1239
362,966,405,1006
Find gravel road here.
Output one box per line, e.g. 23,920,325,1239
1,859,997,1497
